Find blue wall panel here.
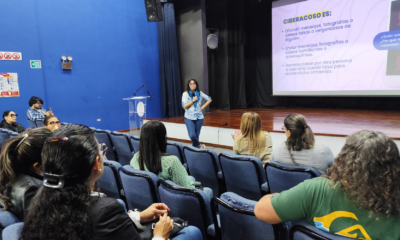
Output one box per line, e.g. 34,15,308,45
0,0,162,131
0,1,47,127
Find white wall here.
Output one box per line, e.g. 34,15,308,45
150,120,400,157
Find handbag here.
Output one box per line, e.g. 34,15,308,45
138,217,188,240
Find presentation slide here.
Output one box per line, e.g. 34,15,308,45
272,0,400,96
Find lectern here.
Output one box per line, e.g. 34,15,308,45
123,96,150,135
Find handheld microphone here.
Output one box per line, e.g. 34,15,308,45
133,84,152,100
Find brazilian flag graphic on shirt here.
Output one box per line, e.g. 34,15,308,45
314,211,371,239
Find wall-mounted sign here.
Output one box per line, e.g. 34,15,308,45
0,73,20,97
30,60,41,69
0,52,22,61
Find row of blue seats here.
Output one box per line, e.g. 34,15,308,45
96,160,347,240
0,129,20,148
0,120,62,147
27,119,44,128
1,181,347,240
0,125,346,239
89,127,321,200
89,128,188,168
89,127,338,239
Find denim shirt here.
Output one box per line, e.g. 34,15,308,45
182,91,212,120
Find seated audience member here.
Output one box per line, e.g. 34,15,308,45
232,112,272,166
255,130,400,239
131,120,213,198
27,96,53,121
21,124,202,240
44,115,61,132
0,110,25,133
131,121,195,188
271,113,333,174
0,128,51,221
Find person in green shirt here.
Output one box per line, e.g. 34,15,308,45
130,120,195,188
255,130,400,240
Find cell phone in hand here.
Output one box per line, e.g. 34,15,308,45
48,107,52,112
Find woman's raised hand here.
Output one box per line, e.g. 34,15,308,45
192,96,198,102
231,130,242,140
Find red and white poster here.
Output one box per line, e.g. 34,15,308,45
0,52,22,61
0,73,20,97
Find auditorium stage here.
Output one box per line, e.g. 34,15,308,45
145,108,400,156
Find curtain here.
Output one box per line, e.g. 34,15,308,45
158,1,183,117
207,0,400,110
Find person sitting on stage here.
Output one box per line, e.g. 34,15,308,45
0,110,26,133
231,112,273,166
44,115,61,132
255,130,400,240
27,96,53,122
131,120,195,188
182,79,212,149
21,124,202,240
0,127,51,221
271,113,333,174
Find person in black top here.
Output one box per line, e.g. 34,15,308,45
21,124,202,240
0,127,51,222
0,110,25,133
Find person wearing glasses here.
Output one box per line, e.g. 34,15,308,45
44,115,61,132
27,96,53,122
182,79,212,149
21,125,202,240
0,128,51,221
271,113,333,175
0,110,26,133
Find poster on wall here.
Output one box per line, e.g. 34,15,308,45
0,73,20,97
0,52,22,61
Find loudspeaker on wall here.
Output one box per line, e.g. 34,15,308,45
144,0,163,22
207,28,219,50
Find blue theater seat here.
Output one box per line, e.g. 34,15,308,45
218,152,268,201
119,166,160,211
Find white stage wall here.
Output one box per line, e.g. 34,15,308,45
146,120,400,157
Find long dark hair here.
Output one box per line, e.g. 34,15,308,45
0,110,12,125
284,113,315,151
21,124,99,240
327,130,400,216
0,127,51,210
138,120,168,175
186,79,200,93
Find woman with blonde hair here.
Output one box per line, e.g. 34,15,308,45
232,112,272,165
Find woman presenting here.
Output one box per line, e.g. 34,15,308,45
182,79,212,149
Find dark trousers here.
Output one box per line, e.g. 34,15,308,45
184,118,204,147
